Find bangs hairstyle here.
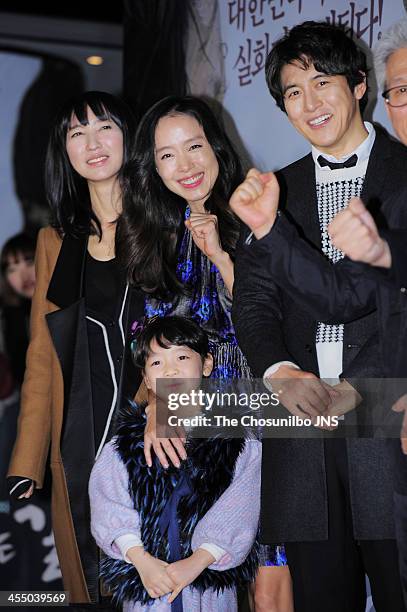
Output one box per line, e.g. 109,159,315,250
132,316,209,370
1,232,37,305
117,95,242,298
265,21,368,113
45,90,136,238
1,233,36,276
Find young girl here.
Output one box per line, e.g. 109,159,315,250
89,315,260,611
0,233,35,507
1,232,36,385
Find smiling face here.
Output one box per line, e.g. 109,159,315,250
154,113,219,212
384,47,407,146
143,338,213,398
280,61,367,157
65,106,124,184
5,254,36,299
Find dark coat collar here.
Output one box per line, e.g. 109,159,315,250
47,233,88,309
361,124,394,221
276,125,400,244
276,153,320,248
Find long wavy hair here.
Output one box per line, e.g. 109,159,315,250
45,90,136,238
117,96,243,298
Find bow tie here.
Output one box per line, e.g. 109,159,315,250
317,153,358,170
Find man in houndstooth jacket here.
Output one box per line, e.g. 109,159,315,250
232,21,407,612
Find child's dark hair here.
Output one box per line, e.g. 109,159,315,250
1,233,37,306
265,21,368,113
132,316,209,369
1,233,36,277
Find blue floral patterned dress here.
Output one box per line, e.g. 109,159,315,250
144,208,250,379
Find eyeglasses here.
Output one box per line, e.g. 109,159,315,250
382,85,407,108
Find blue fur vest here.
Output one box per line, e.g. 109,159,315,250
100,403,259,606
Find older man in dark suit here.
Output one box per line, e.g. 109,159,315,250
231,21,407,612
320,18,407,605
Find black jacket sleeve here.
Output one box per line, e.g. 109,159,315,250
249,214,378,324
232,227,295,378
381,229,407,290
378,184,407,290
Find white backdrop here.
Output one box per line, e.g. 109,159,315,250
219,0,406,170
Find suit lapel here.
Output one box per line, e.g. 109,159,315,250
45,232,89,417
286,131,392,243
46,233,97,599
47,233,88,308
47,299,97,599
361,126,405,228
361,127,392,226
282,154,321,249
299,156,320,248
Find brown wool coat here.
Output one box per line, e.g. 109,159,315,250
8,226,91,602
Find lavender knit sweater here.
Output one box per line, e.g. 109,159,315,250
89,439,261,611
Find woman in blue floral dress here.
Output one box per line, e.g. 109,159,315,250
118,96,292,611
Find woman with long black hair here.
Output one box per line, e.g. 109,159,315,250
7,91,144,604
119,96,247,379
118,95,292,612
